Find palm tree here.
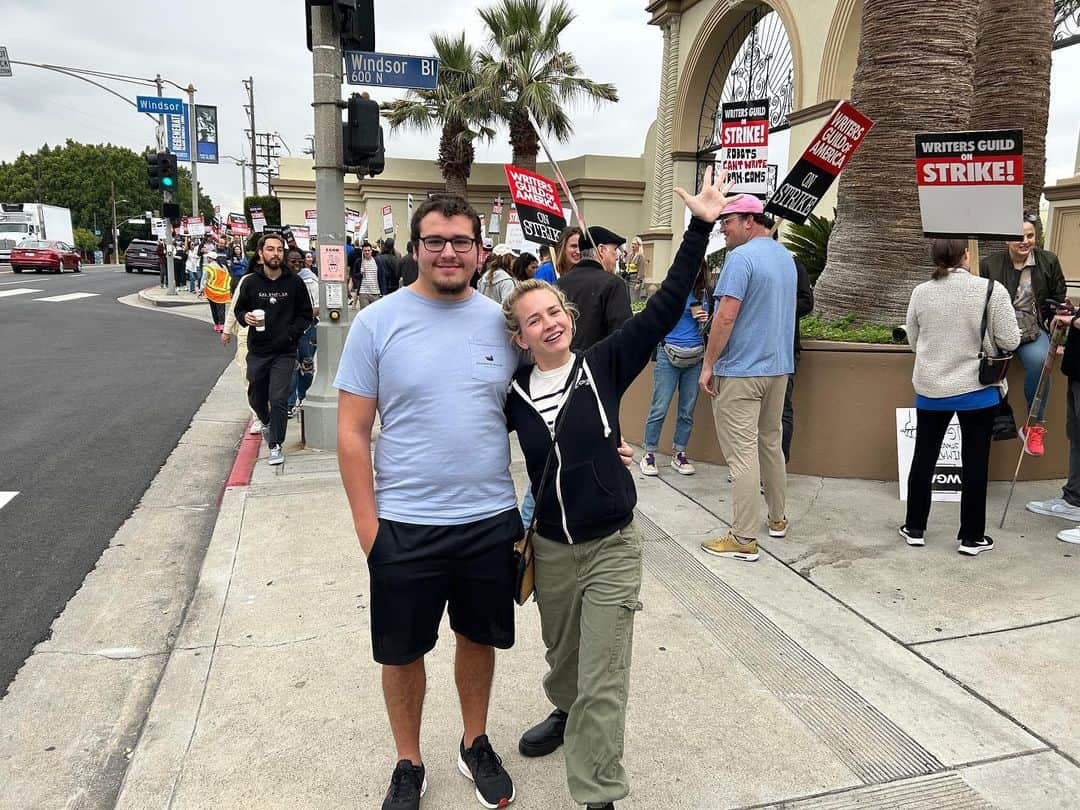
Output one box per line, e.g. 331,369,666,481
381,32,494,197
972,0,1055,221
813,0,981,323
477,0,618,172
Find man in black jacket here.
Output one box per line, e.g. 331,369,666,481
558,225,632,350
232,233,314,466
980,214,1067,457
375,238,400,294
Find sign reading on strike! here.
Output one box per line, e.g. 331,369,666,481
915,129,1023,240
720,99,769,196
503,165,567,246
765,100,873,224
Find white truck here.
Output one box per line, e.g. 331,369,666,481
0,203,75,264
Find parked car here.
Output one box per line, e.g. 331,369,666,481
124,239,165,274
10,239,81,274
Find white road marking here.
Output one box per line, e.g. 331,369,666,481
0,288,43,298
0,492,17,511
34,292,101,302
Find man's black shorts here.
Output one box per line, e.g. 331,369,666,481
366,508,523,665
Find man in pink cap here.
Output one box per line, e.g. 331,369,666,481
698,195,796,561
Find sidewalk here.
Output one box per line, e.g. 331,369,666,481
109,424,1080,809
138,284,206,308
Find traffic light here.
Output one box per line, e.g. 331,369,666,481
339,0,375,52
146,152,179,193
343,93,382,169
158,152,179,193
147,152,161,190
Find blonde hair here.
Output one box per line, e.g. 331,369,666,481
501,279,579,341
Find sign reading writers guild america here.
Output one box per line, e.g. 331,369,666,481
765,100,873,224
503,165,566,247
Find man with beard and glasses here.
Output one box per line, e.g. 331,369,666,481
335,195,521,810
231,233,314,467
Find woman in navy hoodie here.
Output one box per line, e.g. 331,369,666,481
502,169,737,810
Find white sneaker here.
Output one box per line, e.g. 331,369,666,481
670,452,695,475
268,445,285,466
1057,527,1080,545
639,453,659,477
249,418,263,435
1025,498,1080,522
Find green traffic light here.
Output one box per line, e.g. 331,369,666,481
162,177,175,188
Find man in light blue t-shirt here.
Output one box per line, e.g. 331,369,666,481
335,195,521,809
698,195,795,563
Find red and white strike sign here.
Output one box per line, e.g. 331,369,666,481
915,129,1023,240
503,165,567,246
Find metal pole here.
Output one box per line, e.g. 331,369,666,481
187,85,199,218
111,182,119,266
303,2,348,450
156,75,176,296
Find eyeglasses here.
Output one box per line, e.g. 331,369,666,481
718,214,744,227
419,236,477,253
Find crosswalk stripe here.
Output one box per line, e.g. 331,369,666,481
0,288,43,298
34,292,100,302
0,492,17,511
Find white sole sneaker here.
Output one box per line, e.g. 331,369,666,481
639,459,659,477
899,526,925,547
958,539,994,556
456,754,516,809
249,420,263,435
671,460,695,475
1057,528,1080,544
1025,500,1080,521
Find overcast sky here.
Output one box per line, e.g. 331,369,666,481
1,0,1078,219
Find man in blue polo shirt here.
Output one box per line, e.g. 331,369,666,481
698,195,795,562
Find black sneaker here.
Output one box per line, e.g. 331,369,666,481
457,734,515,808
587,804,615,810
383,759,426,810
899,525,925,547
959,536,994,556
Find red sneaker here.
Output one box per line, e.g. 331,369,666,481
1025,425,1046,457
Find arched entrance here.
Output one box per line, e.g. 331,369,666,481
694,6,796,190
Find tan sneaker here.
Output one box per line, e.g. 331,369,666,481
700,534,759,561
768,517,788,538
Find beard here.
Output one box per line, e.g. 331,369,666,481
262,255,282,269
431,277,469,296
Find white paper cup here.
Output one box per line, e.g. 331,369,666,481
252,309,266,332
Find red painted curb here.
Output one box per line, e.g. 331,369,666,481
224,420,262,491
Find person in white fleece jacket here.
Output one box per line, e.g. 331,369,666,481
901,238,1020,556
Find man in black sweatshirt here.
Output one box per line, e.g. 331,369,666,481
232,233,314,466
557,225,633,350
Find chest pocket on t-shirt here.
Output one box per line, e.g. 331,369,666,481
468,338,508,382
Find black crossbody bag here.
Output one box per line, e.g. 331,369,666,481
978,279,1013,385
514,357,582,606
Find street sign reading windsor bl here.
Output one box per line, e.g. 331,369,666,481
344,51,439,90
136,96,183,116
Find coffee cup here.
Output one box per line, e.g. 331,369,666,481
252,309,266,332
689,303,703,318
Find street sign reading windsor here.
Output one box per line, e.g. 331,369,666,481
344,51,439,90
136,95,183,116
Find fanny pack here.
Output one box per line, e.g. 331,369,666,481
663,342,705,368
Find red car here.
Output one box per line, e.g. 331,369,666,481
10,239,81,274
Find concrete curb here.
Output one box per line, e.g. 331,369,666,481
137,286,204,308
223,421,262,493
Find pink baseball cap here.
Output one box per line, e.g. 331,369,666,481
720,195,764,216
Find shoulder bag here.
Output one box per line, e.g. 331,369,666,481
514,357,582,605
978,278,1013,385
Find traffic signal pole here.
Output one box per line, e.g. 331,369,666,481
156,74,177,296
303,2,349,450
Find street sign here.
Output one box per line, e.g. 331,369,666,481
137,96,183,116
0,47,12,78
344,51,439,89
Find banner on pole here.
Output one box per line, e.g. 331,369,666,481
896,409,962,502
765,100,873,224
166,106,190,162
915,129,1024,240
503,165,566,246
719,99,770,197
194,105,219,164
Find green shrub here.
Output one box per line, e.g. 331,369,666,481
800,314,904,344
783,211,833,285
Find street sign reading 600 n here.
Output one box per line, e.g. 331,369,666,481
344,51,439,90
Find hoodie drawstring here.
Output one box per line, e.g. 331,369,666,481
581,359,612,439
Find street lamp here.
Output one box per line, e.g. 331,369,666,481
111,183,130,266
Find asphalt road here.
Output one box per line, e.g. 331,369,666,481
0,265,231,695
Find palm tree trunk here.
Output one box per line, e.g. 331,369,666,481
509,109,539,173
972,0,1054,257
814,0,981,323
437,125,474,198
